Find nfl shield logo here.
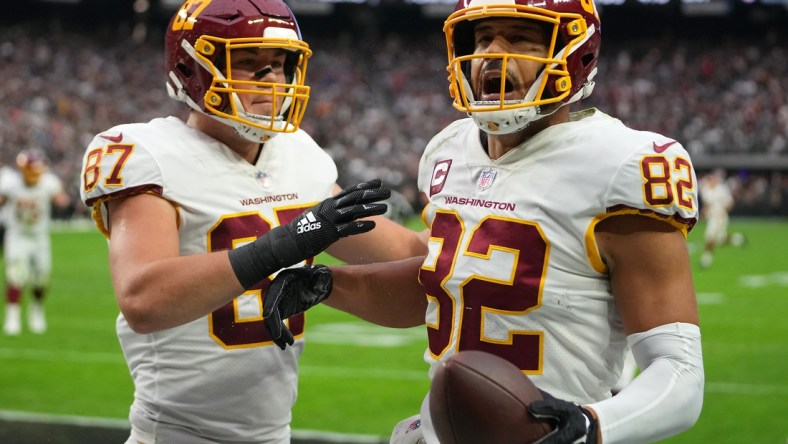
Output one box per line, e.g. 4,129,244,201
477,168,497,190
256,171,271,188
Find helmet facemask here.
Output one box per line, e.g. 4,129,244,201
171,34,311,142
445,3,600,135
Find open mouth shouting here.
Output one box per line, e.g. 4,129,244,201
479,68,523,102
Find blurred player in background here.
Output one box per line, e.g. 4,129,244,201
0,164,10,252
1,150,71,335
699,168,745,269
263,0,705,442
79,1,425,443
384,189,418,225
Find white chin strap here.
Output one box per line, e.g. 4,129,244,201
228,108,294,142
228,89,296,142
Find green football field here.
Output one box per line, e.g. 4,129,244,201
0,218,786,442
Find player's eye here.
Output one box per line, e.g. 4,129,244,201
475,34,493,47
231,58,257,70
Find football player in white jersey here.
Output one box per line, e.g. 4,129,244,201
1,150,71,335
263,0,705,443
699,169,745,269
0,165,9,251
78,1,426,443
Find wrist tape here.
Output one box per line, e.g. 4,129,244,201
228,226,307,289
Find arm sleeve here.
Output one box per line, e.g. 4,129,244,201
587,322,704,444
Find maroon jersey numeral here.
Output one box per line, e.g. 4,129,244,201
206,207,311,348
420,212,549,373
641,155,695,210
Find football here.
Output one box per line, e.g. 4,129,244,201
429,350,554,444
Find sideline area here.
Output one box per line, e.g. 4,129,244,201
0,410,388,444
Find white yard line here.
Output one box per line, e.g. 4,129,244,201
704,382,788,396
299,364,427,381
1,346,785,393
696,292,725,304
0,347,123,364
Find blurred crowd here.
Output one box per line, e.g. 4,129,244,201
1,18,786,217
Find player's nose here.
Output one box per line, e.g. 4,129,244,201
254,66,274,80
485,35,511,54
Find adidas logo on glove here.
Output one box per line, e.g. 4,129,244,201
296,211,321,233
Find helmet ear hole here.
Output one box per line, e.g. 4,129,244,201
581,52,595,67
176,62,193,78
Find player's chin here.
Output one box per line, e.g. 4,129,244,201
246,103,276,116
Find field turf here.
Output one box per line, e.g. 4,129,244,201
0,218,786,442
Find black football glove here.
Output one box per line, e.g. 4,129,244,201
229,180,389,289
264,265,333,350
530,390,599,444
280,179,390,259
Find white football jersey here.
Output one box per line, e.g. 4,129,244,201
80,116,337,442
0,168,63,237
417,109,698,406
0,166,11,227
699,177,733,218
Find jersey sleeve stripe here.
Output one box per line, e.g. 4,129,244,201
585,206,698,274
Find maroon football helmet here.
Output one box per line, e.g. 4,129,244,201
165,0,312,141
444,0,601,134
16,149,47,186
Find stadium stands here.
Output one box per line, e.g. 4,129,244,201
1,7,786,218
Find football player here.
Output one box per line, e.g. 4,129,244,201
263,0,705,442
1,150,71,335
78,1,426,443
699,169,745,269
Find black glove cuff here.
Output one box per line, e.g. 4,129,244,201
228,227,306,290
